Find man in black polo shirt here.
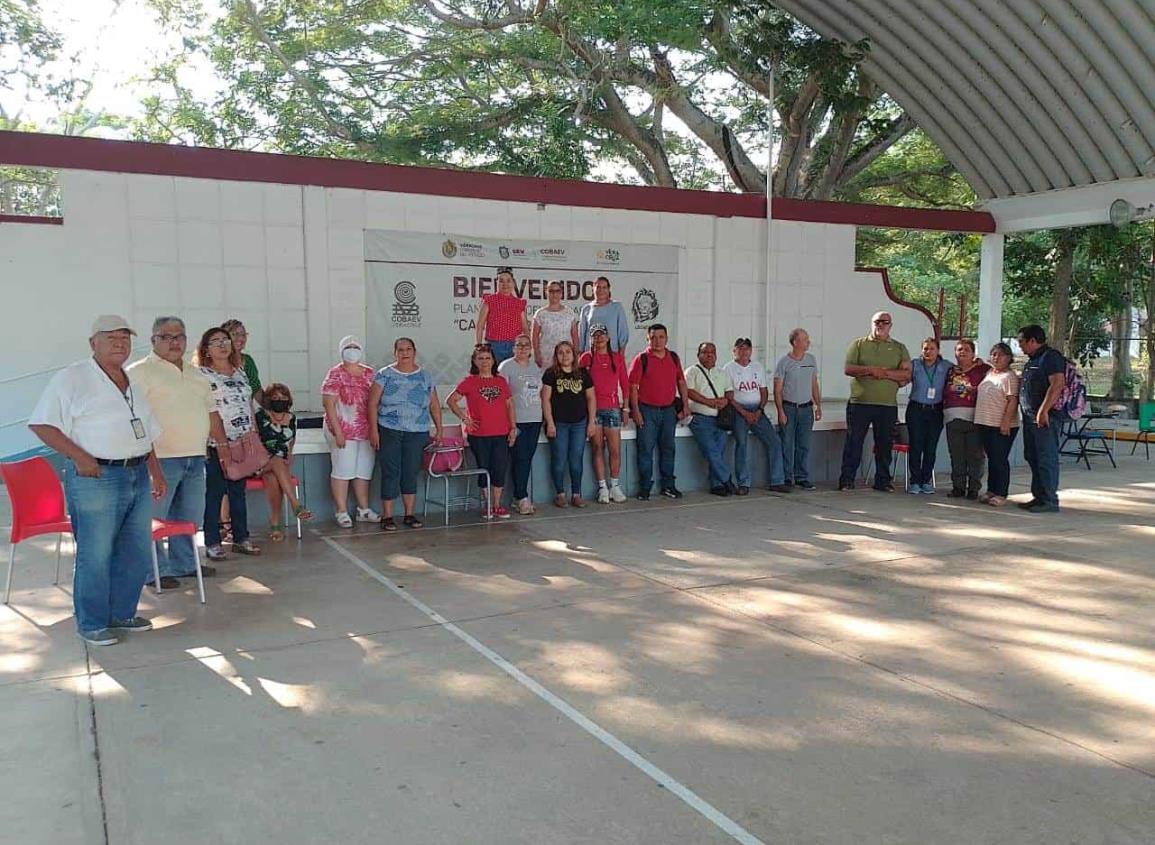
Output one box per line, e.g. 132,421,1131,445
1016,324,1067,513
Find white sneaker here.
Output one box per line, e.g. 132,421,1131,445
609,485,627,503
356,507,380,522
597,487,610,504
335,512,353,528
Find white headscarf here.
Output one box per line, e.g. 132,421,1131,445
339,335,362,354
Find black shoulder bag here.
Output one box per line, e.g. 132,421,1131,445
696,365,735,431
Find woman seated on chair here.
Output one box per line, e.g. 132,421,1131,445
255,383,312,541
368,337,444,531
447,343,518,519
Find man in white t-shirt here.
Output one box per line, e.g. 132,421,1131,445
722,338,790,494
684,341,735,496
28,315,166,647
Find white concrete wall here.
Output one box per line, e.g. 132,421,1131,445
0,169,933,457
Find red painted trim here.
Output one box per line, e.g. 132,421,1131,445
857,266,941,339
0,130,996,232
0,214,63,225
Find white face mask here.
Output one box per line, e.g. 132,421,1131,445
342,347,364,364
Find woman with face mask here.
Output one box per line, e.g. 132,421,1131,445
321,336,380,528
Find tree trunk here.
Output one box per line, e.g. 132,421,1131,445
1109,306,1133,398
1048,233,1076,356
1145,279,1155,403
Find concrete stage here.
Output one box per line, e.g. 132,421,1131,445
1,456,1152,844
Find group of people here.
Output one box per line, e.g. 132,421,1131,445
839,312,1067,513
27,271,1070,647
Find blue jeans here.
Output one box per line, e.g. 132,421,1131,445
153,456,206,577
840,403,898,487
550,420,587,495
510,421,542,500
63,462,152,634
487,339,515,365
637,404,676,492
379,427,427,499
1022,416,1061,507
905,402,944,485
689,414,731,488
780,403,814,484
732,406,785,486
204,447,249,546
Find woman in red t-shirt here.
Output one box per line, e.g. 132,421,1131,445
475,267,530,366
578,325,629,504
447,343,518,519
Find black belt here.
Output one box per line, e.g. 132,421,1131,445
782,400,813,408
94,455,149,467
909,400,944,410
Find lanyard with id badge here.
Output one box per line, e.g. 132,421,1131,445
920,359,941,401
102,365,147,441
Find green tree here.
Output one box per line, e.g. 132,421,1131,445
138,0,939,197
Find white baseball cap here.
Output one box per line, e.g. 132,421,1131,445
90,315,136,337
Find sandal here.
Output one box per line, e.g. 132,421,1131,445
335,512,353,528
403,515,424,529
269,524,285,542
381,517,398,532
233,540,262,556
554,494,568,508
220,520,233,544
293,504,313,521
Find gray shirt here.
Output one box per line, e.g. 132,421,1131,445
498,358,543,424
578,301,630,353
773,352,818,405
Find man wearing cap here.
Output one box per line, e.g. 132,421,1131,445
579,276,630,356
839,311,912,491
724,338,792,494
127,316,219,588
29,316,166,646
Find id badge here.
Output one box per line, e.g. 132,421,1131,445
130,417,147,440
926,387,937,401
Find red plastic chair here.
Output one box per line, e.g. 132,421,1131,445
245,475,303,539
152,519,205,604
1,457,74,604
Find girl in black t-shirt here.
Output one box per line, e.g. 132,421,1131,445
541,342,596,508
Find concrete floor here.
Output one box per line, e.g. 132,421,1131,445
2,456,1153,844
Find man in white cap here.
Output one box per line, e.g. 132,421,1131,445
28,316,166,646
128,316,219,588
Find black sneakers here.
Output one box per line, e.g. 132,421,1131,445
660,487,683,499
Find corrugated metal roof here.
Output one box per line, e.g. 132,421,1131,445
774,0,1155,199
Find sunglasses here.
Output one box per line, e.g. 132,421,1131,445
873,319,892,325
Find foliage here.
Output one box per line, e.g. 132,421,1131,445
133,0,934,198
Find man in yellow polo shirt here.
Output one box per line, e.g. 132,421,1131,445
838,311,912,491
128,317,220,586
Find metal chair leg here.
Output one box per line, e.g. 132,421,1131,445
293,483,302,540
192,540,206,605
151,543,164,594
4,542,16,605
443,476,450,526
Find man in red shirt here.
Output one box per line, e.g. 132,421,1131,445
628,324,690,500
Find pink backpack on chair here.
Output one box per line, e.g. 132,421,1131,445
423,430,467,474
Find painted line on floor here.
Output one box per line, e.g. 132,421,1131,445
321,534,768,845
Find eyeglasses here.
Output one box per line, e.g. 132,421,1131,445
873,319,892,325
154,334,186,343
208,338,232,347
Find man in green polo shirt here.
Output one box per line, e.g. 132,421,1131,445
839,311,912,491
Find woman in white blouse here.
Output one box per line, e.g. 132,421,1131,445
532,280,578,369
973,342,1021,507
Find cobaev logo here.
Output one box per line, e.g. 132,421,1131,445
441,240,457,258
392,280,421,327
539,246,567,261
597,247,621,264
631,288,659,327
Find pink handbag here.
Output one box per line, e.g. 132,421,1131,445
222,431,271,480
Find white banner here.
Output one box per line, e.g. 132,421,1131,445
365,231,678,385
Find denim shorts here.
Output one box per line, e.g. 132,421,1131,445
595,408,622,428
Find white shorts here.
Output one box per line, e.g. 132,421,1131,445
329,438,375,480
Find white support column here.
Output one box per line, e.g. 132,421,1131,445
977,232,1005,355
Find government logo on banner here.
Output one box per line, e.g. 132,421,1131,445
391,280,421,327
631,288,660,327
